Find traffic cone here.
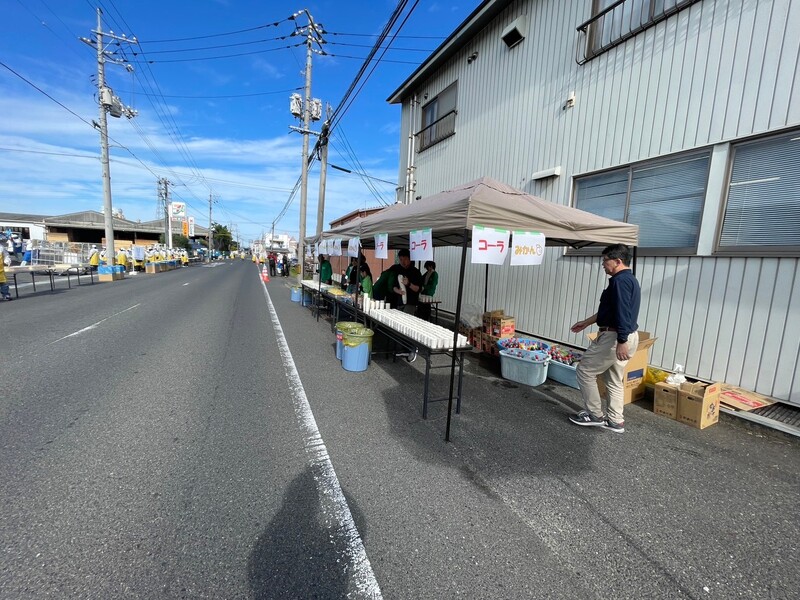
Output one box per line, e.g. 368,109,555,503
261,265,270,282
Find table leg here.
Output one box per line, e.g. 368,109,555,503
456,352,465,414
422,354,432,419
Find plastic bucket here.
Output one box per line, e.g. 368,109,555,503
290,287,302,302
335,321,362,360
499,349,550,387
342,328,374,372
303,291,312,305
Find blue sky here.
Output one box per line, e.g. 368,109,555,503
0,0,475,245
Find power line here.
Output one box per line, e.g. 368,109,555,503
0,60,96,129
141,16,299,43
130,42,303,64
115,87,302,99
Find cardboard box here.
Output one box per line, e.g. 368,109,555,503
677,382,721,429
654,382,679,419
98,272,124,282
719,384,775,412
483,310,504,334
591,331,657,405
482,334,501,356
467,328,482,348
491,316,516,338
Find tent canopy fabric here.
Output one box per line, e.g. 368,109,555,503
308,177,638,249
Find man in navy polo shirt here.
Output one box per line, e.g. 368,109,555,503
568,244,641,433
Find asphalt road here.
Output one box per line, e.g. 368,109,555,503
1,261,798,599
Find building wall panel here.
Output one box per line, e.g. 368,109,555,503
395,0,799,404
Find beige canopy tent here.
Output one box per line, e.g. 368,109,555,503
309,177,638,249
307,177,639,441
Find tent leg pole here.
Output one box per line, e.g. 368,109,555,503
446,229,470,442
484,264,488,313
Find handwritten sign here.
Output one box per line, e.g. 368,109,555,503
510,231,546,265
471,225,510,265
347,237,360,258
409,228,433,262
332,238,342,256
374,233,388,259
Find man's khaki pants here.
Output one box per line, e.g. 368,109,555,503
575,331,639,424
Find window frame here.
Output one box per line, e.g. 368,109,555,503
416,82,458,153
576,0,703,65
713,128,800,258
570,149,712,256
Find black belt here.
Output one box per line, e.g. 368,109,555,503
597,326,617,332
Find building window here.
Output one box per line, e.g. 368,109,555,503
718,130,800,254
574,151,711,252
416,83,457,152
576,0,702,64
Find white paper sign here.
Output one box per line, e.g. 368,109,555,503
347,237,360,258
471,225,510,265
332,238,342,256
409,228,433,262
510,231,546,265
321,239,330,255
374,233,388,259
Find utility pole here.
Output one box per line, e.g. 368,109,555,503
316,110,331,238
289,10,325,279
208,192,214,262
81,9,137,271
158,177,171,247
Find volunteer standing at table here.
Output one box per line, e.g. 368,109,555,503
390,249,423,314
415,260,438,321
359,263,373,298
318,254,332,285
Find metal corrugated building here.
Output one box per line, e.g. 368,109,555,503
388,0,800,405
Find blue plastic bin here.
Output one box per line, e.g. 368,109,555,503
499,349,550,387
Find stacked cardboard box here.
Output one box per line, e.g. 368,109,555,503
482,334,501,356
480,310,506,356
482,310,504,335
491,316,515,338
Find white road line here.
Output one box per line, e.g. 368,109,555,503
261,280,383,599
183,283,190,286
49,304,141,344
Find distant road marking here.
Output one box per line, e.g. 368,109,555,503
260,279,383,599
183,282,190,286
49,304,140,344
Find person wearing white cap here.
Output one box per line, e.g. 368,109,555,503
88,245,100,271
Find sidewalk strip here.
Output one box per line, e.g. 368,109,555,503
261,281,383,599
